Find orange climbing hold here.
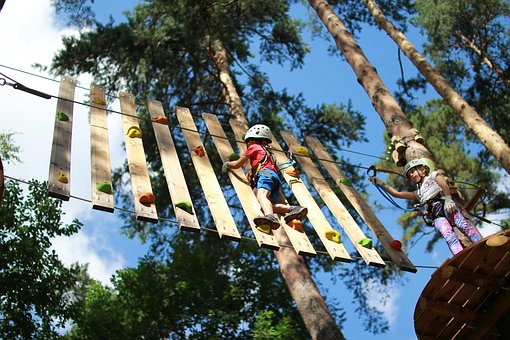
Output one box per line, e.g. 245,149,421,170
152,115,168,124
287,219,303,232
139,192,155,205
194,145,205,157
286,169,300,178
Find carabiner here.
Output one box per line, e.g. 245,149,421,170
366,165,377,178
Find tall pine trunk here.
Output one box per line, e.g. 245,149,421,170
308,0,430,162
0,156,4,205
210,39,345,340
362,0,510,174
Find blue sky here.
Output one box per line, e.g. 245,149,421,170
0,1,506,339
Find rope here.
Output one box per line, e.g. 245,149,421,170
373,183,417,212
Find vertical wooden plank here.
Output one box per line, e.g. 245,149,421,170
281,131,386,267
306,136,417,272
229,119,351,261
147,99,200,232
119,92,158,223
174,106,243,242
48,76,76,200
203,113,310,253
89,84,114,212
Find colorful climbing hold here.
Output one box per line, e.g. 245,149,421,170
293,145,309,157
92,98,106,106
57,111,69,122
358,237,373,249
390,239,402,250
227,152,240,161
96,181,112,194
325,229,341,243
256,224,272,235
57,170,68,184
338,178,352,186
127,126,142,138
287,219,303,232
194,145,205,157
139,192,155,205
286,169,300,178
152,115,168,124
175,201,193,214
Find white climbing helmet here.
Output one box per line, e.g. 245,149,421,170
244,124,272,143
403,158,435,177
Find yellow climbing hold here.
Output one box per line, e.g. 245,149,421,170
293,145,309,157
92,98,106,106
175,201,193,214
358,237,373,249
127,126,142,138
57,111,69,122
325,229,341,243
57,170,68,184
96,181,112,194
256,224,272,235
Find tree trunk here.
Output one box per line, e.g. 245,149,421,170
0,156,3,206
308,0,431,162
209,38,344,340
362,0,510,174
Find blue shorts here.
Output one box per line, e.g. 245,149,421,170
257,169,280,203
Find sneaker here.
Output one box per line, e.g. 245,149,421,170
254,214,280,230
284,206,308,223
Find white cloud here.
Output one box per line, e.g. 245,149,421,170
364,279,399,326
0,0,136,285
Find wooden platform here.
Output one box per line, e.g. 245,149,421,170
414,230,510,339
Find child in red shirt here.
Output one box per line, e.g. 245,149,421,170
223,124,307,231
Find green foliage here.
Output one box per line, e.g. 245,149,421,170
0,179,82,338
252,310,302,339
66,235,309,339
410,0,510,145
0,131,22,165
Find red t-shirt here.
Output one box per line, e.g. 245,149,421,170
244,144,278,172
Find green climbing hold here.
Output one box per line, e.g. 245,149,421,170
96,181,112,194
227,152,240,161
175,201,193,214
358,237,373,249
57,111,69,121
338,178,352,186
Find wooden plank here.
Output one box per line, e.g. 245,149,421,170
281,131,385,267
119,92,158,223
89,84,114,212
414,231,510,339
305,136,416,271
147,99,201,232
174,107,244,243
203,113,312,253
48,76,76,200
229,119,350,261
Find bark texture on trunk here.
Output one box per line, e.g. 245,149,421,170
363,0,510,174
0,156,4,206
309,0,431,161
210,39,344,339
